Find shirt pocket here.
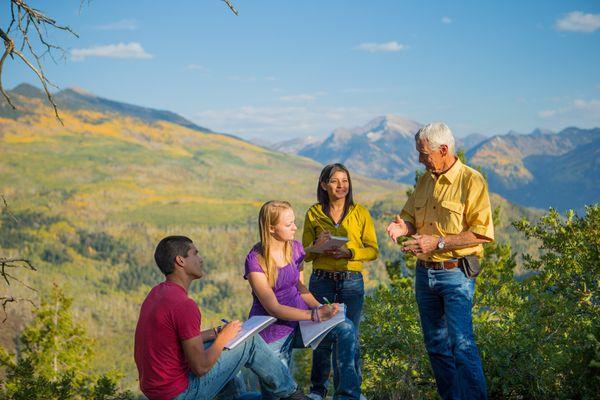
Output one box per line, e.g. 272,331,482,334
438,200,464,234
414,196,428,229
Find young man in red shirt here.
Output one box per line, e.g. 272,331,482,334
134,235,307,400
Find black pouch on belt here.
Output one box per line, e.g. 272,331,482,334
461,255,481,278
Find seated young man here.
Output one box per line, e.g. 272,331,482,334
134,235,308,400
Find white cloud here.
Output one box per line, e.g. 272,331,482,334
355,41,407,53
341,88,387,94
538,98,600,123
226,75,278,82
227,75,257,82
185,64,208,72
280,94,317,102
538,110,557,118
555,11,600,33
194,105,379,140
71,42,153,61
95,19,138,31
441,16,452,24
280,91,326,102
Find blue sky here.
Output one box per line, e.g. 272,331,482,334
4,0,600,141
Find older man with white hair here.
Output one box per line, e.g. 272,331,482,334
387,122,494,400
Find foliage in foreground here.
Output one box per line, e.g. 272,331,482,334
361,205,600,399
0,285,134,400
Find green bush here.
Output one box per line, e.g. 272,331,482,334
0,286,134,400
360,205,600,399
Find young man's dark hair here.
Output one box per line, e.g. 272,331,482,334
154,235,193,275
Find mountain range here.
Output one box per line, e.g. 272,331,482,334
270,115,599,211
467,127,599,210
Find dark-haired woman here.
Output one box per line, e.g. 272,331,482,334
302,163,378,400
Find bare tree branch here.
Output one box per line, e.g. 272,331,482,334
1,0,78,123
1,196,38,323
1,296,36,323
1,194,19,224
222,0,239,16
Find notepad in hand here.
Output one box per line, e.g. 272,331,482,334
224,315,276,350
299,304,346,349
306,236,348,254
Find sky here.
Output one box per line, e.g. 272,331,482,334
3,0,600,141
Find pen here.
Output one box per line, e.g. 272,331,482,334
221,319,230,324
323,297,331,305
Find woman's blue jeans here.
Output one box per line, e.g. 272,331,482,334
174,335,297,400
309,271,364,399
415,264,487,400
265,324,361,400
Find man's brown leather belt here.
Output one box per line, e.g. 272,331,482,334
417,259,461,270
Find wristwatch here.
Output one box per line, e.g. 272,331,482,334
437,236,446,250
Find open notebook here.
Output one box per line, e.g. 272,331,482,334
224,315,276,350
305,236,348,254
299,304,346,349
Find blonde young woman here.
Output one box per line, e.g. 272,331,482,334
303,163,378,400
244,201,362,400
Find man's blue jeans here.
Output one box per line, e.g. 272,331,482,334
265,324,361,400
174,335,297,400
415,264,487,400
309,271,364,398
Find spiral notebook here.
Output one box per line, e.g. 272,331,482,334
224,315,276,350
299,304,346,349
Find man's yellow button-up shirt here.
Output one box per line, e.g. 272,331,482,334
399,158,494,261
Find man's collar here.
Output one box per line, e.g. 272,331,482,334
431,157,462,184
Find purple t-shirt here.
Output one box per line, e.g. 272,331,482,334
244,240,309,343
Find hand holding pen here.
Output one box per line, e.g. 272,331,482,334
215,318,241,344
318,297,339,321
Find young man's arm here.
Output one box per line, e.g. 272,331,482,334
182,321,241,377
200,327,221,342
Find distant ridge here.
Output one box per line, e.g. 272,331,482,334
467,127,600,211
4,83,214,134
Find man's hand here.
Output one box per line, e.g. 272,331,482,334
386,215,409,241
402,234,438,255
318,303,340,322
215,320,242,345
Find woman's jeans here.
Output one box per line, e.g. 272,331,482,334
265,324,361,400
415,264,487,400
309,271,364,398
174,335,297,400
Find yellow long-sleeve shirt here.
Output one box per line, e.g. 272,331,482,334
302,203,379,272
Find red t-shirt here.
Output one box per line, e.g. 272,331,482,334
134,281,201,400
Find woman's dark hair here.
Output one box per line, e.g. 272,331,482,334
317,163,354,220
154,235,193,275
